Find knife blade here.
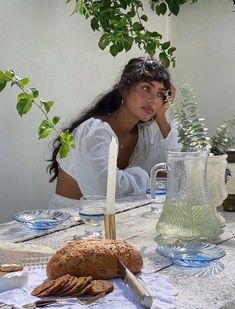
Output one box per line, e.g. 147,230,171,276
118,260,153,308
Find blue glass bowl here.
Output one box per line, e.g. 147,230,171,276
12,209,71,230
156,243,226,268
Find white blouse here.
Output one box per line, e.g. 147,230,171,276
54,117,180,199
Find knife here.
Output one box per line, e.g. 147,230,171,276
118,260,153,308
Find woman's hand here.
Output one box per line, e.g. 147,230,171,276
154,84,176,138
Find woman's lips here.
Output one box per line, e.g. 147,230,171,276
142,106,154,115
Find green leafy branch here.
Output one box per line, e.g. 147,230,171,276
66,0,235,66
0,70,74,158
66,0,176,67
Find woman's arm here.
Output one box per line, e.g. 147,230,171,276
154,85,176,138
55,168,83,199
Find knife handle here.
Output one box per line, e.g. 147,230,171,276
124,267,153,308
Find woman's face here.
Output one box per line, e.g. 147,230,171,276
123,80,167,122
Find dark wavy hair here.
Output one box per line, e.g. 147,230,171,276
48,56,171,182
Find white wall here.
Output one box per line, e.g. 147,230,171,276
0,0,167,223
169,0,235,138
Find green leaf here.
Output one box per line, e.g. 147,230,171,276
127,7,135,18
159,52,170,68
52,116,60,125
168,0,180,15
90,17,99,31
40,100,54,114
141,14,148,22
133,22,144,32
168,47,176,54
160,2,167,14
38,126,52,139
151,31,162,39
146,41,157,56
0,80,7,92
116,42,124,52
123,39,133,51
0,71,7,80
98,33,109,50
155,2,167,15
19,77,29,87
0,72,7,92
59,144,70,158
162,41,170,50
38,119,53,139
60,130,70,140
16,97,33,116
67,134,74,144
119,0,128,9
30,88,39,98
110,44,119,57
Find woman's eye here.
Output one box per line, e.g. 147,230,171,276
157,92,165,98
142,86,151,92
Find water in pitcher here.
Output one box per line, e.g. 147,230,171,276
152,150,220,244
156,202,220,243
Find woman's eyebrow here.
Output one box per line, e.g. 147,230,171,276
147,81,166,91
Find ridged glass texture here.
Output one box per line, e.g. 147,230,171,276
13,210,71,230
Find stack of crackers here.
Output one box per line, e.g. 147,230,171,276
31,274,114,298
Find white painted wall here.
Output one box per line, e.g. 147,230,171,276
169,0,235,139
0,0,167,223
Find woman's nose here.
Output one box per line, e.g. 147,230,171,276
147,96,160,104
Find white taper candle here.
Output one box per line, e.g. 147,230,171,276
106,137,118,215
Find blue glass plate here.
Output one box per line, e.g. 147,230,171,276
12,209,71,230
156,243,225,268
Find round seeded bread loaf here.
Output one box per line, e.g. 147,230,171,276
46,239,143,280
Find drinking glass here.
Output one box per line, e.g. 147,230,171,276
78,195,106,239
147,177,167,212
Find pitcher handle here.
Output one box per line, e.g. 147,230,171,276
150,163,167,199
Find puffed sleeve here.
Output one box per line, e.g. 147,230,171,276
58,119,149,196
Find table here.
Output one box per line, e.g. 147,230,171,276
0,202,235,309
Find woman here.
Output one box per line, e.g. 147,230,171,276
48,56,180,208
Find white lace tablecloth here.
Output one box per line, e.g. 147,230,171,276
0,268,177,309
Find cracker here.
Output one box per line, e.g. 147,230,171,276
31,280,55,296
56,276,78,295
46,274,72,296
0,264,23,272
90,280,114,295
71,282,92,296
38,274,72,297
65,276,92,296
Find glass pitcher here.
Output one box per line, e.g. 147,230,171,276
151,150,220,244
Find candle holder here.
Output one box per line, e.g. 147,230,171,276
104,214,116,239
